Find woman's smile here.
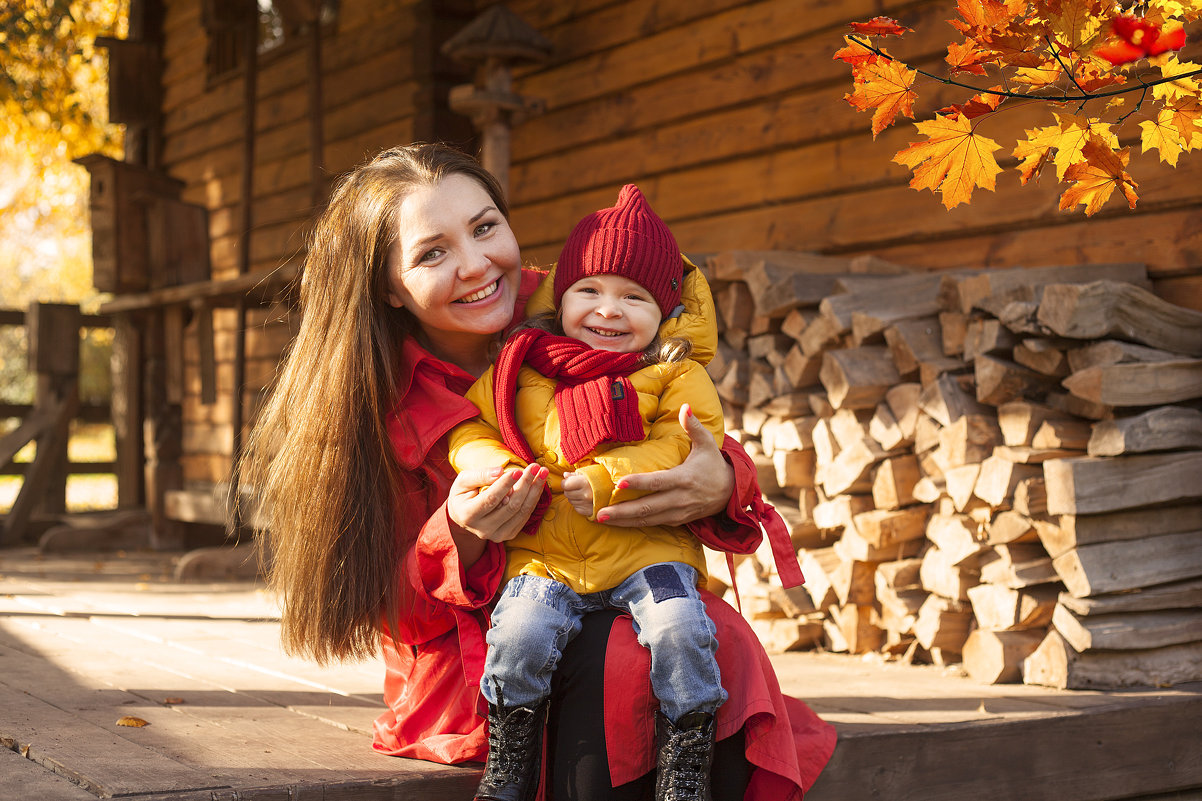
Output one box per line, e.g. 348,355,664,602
455,277,502,304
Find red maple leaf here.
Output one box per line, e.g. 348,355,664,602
849,17,912,36
1094,16,1186,66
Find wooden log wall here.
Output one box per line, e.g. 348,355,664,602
157,0,473,485
499,0,1202,311
700,249,1202,690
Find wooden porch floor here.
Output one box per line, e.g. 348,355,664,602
1,547,1199,801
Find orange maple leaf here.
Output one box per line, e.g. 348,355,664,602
834,35,882,68
1140,103,1202,166
946,40,992,74
938,87,1006,119
1059,137,1139,215
950,0,1026,35
1012,113,1118,184
849,16,912,36
845,59,919,138
893,113,1004,209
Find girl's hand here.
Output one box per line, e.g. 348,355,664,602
448,463,548,548
596,404,733,528
561,471,594,517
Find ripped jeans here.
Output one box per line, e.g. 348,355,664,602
481,562,727,724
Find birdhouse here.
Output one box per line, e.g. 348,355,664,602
75,155,209,294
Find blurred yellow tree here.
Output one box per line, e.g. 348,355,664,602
1,0,127,403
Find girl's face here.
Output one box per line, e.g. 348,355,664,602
559,274,662,353
385,173,521,350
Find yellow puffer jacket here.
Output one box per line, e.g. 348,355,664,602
448,259,725,595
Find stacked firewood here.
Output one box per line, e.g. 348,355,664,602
700,251,1202,689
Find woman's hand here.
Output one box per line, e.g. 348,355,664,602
597,404,734,528
447,463,548,563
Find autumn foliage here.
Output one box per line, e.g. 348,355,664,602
836,1,1202,214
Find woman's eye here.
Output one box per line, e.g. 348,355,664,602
418,248,443,263
475,221,496,236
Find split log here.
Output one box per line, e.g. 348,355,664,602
964,318,1019,362
1031,417,1092,450
884,317,959,379
1058,577,1202,616
997,401,1071,447
851,506,929,548
798,547,840,609
938,310,970,356
799,315,841,356
1044,389,1113,421
829,603,886,654
926,513,985,566
885,382,923,438
819,273,943,335
760,416,817,454
1067,339,1181,372
830,559,877,606
818,437,888,496
992,445,1082,464
973,454,1041,507
979,543,1059,588
1063,359,1202,406
919,373,988,426
871,454,920,509
819,346,901,409
985,510,1039,546
1052,529,1202,597
715,281,755,332
1012,477,1047,517
943,464,981,511
828,408,874,450
1024,629,1202,689
914,594,973,653
962,629,1046,684
747,333,793,362
1044,451,1202,515
750,616,825,654
1052,604,1202,651
1039,280,1202,356
1088,406,1202,456
967,583,1058,630
912,475,945,504
868,403,906,451
974,354,1057,406
1012,338,1071,377
812,493,872,531
947,262,1147,315
920,546,979,601
937,414,1002,469
1034,503,1202,558
773,448,817,489
782,344,822,389
836,526,924,563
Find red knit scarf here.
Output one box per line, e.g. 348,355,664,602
493,328,647,466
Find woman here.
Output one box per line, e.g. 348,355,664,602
242,143,835,801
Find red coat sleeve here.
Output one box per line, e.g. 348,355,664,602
687,435,805,589
392,501,506,646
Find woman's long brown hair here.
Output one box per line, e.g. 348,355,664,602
240,144,508,663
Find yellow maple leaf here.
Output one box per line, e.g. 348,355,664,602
1012,113,1118,183
1059,137,1139,215
1153,56,1202,102
1139,106,1202,165
844,58,919,138
893,113,1003,209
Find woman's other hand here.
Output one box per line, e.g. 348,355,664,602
448,463,547,563
597,404,733,528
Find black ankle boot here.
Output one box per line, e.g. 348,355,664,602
654,709,716,801
474,697,549,801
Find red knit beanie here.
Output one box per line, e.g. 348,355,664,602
553,184,684,318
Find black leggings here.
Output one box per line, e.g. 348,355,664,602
546,609,753,801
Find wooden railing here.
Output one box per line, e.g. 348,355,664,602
0,304,115,544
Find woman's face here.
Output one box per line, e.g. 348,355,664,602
385,173,522,347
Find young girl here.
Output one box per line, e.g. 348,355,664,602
449,185,803,801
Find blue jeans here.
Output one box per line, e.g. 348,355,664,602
481,562,727,724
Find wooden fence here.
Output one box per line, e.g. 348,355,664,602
0,304,115,544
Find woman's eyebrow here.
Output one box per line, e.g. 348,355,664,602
469,206,497,224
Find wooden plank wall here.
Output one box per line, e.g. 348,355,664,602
157,0,473,485
499,0,1202,308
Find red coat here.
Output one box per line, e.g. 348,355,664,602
372,271,836,798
